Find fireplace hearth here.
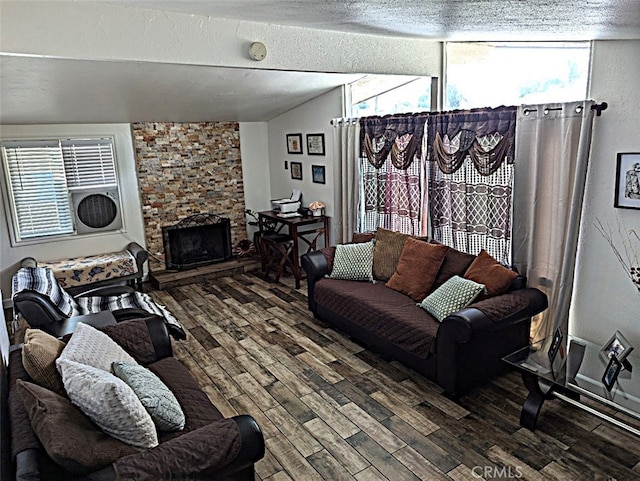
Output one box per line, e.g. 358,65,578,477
162,213,233,270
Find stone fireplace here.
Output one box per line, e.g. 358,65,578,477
133,122,246,271
162,213,233,270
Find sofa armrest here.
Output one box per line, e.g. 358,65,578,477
113,416,263,481
13,291,68,327
126,242,148,272
441,288,548,343
301,250,330,313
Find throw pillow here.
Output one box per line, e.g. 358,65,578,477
56,358,158,448
464,250,518,297
327,241,375,282
21,329,66,395
372,228,410,281
386,237,449,302
352,232,375,244
16,379,140,474
418,275,485,322
112,361,185,432
57,322,136,372
431,244,477,290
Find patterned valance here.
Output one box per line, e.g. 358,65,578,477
360,113,429,170
426,106,517,176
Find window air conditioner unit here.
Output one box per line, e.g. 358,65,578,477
71,188,123,234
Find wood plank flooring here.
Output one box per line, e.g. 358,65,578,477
147,273,640,481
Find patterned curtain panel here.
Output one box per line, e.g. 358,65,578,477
359,114,428,235
426,106,517,264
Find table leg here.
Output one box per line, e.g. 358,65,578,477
291,225,301,289
520,371,553,431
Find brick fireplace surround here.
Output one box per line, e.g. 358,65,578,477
133,122,247,271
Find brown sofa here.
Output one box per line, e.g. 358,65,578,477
1,316,264,481
301,231,548,397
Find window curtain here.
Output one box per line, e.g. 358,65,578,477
425,106,517,264
359,113,428,235
332,119,361,244
512,101,595,345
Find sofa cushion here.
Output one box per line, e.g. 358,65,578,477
328,241,374,282
16,379,140,474
314,279,440,359
372,228,409,281
386,238,448,302
58,322,137,372
464,250,518,297
112,361,185,432
431,244,477,290
57,358,158,448
21,329,66,395
418,275,485,321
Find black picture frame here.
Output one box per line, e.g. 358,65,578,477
286,134,303,154
307,133,326,156
602,356,622,391
312,165,326,184
290,161,303,180
614,152,640,209
599,330,634,364
548,327,564,364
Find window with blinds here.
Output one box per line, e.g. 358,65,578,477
1,137,118,242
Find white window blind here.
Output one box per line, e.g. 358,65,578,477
62,138,117,188
2,140,74,240
1,137,118,242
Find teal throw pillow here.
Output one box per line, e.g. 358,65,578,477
328,240,375,282
418,275,485,322
112,361,185,432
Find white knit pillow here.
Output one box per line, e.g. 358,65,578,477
418,275,485,322
328,241,375,282
57,322,136,372
57,358,158,448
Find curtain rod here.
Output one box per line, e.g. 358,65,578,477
591,102,608,116
330,118,358,126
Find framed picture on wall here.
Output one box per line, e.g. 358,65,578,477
312,165,326,184
290,161,303,180
286,134,303,154
614,152,640,209
307,133,325,156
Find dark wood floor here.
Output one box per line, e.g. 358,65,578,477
147,273,640,481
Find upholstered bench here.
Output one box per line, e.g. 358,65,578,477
21,242,148,296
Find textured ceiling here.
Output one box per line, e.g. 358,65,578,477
2,0,639,124
110,0,640,41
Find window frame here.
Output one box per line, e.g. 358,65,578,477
1,135,120,246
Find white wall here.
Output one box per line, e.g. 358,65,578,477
239,122,272,238
0,124,146,301
571,40,640,348
267,87,344,245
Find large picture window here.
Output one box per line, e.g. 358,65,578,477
1,137,118,242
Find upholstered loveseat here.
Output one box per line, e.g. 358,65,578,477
301,228,548,397
2,316,264,480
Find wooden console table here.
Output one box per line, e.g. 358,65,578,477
257,211,330,289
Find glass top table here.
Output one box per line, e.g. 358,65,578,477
503,335,640,436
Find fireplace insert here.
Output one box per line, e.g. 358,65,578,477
162,213,233,270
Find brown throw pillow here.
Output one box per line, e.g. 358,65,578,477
431,244,477,291
352,232,375,244
17,380,140,474
464,250,518,297
386,237,449,302
22,329,66,395
372,228,410,281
